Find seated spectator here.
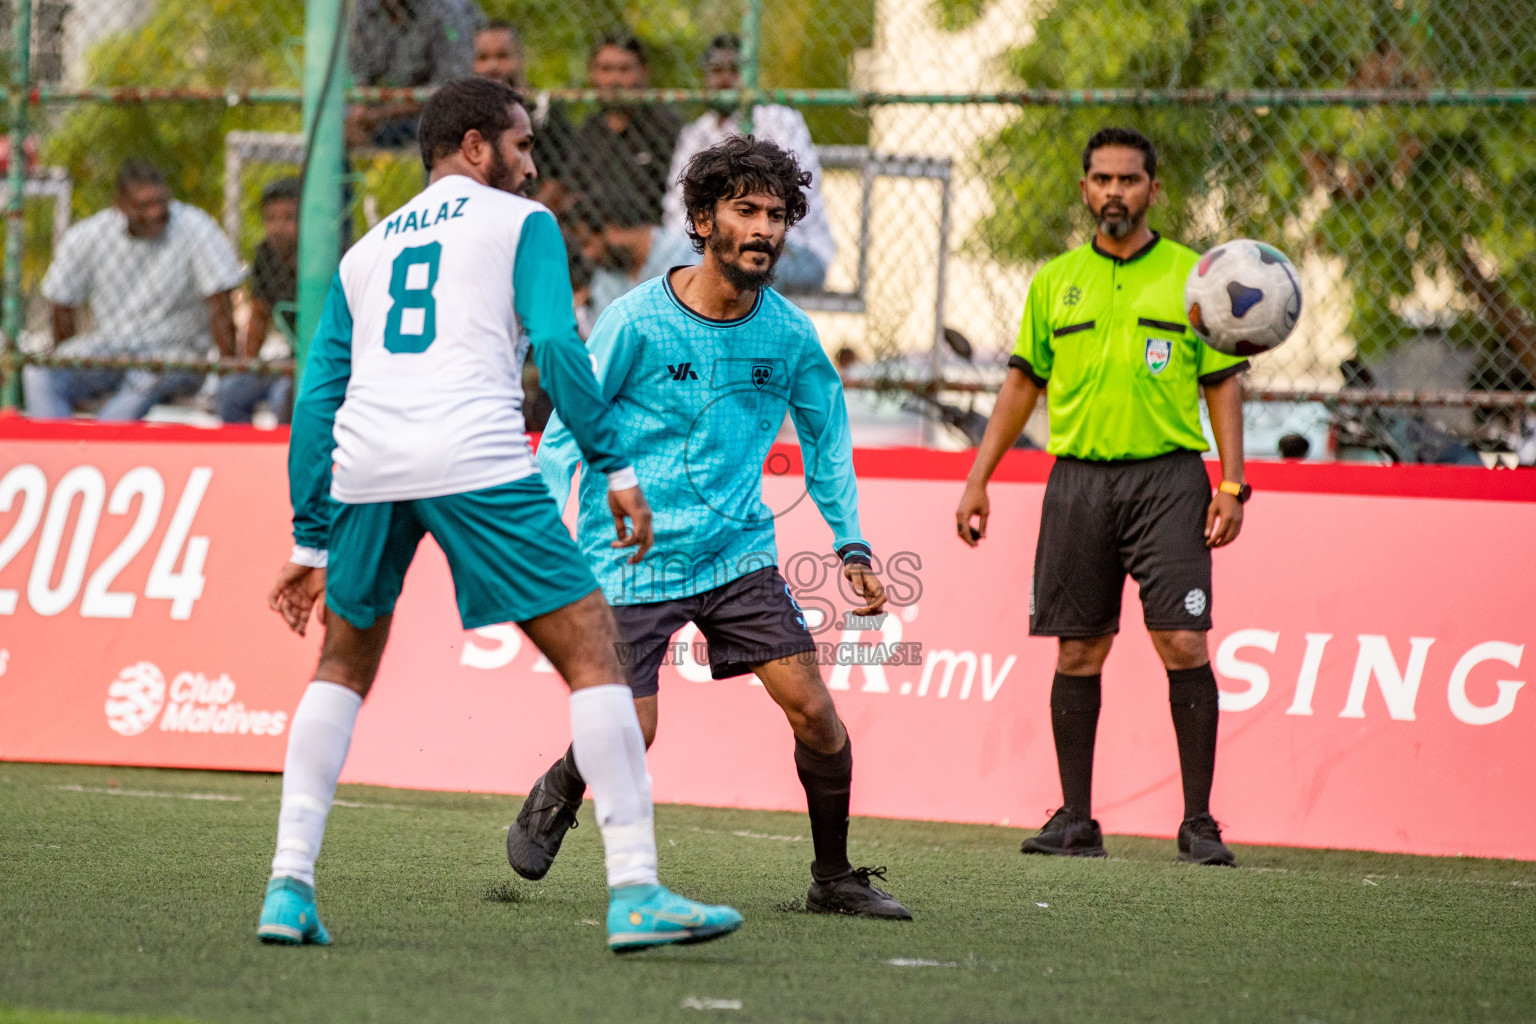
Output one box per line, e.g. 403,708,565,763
348,0,484,148
568,36,683,225
216,178,299,425
579,190,698,317
473,20,578,215
662,34,835,292
23,160,242,421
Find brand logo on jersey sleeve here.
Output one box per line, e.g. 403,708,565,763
1145,338,1172,375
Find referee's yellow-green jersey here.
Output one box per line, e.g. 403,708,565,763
1010,233,1248,461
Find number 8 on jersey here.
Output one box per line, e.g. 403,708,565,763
384,242,441,353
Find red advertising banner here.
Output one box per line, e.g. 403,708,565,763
2,417,1534,860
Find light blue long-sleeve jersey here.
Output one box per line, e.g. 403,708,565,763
538,273,870,605
290,198,630,550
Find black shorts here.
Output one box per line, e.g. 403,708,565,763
1030,449,1214,637
612,566,817,698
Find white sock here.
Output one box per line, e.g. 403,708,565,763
569,684,659,889
270,681,363,887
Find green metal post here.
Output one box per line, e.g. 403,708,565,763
738,0,761,135
296,0,347,393
2,0,33,409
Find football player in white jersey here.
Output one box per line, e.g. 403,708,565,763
257,76,742,954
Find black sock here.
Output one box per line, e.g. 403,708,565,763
1050,672,1102,819
1168,664,1220,820
795,734,853,882
548,744,587,805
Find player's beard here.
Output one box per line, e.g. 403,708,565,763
485,144,521,195
709,229,782,291
1094,197,1145,240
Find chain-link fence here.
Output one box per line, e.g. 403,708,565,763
1,0,1532,460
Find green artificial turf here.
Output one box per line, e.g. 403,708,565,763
2,762,1533,1023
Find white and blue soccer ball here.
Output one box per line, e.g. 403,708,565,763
1184,239,1303,357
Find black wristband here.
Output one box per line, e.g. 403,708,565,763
837,541,873,568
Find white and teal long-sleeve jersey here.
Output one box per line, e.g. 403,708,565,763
538,272,871,605
289,174,634,554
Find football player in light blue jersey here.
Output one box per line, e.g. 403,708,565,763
258,77,741,954
508,136,910,920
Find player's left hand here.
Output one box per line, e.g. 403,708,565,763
843,562,887,616
1205,491,1244,548
608,485,655,564
268,561,327,636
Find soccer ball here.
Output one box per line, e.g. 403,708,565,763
1184,239,1302,357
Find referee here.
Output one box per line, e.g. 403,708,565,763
956,127,1249,866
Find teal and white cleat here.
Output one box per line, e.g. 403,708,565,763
606,883,742,953
257,876,332,945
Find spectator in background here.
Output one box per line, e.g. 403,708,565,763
348,0,484,148
473,20,579,215
1277,433,1310,459
567,227,597,339
568,37,683,225
662,34,835,292
216,178,299,425
579,189,697,317
835,346,858,377
23,160,243,421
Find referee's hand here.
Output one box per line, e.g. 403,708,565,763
956,482,989,547
1204,491,1244,548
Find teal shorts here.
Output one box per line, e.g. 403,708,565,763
325,475,599,630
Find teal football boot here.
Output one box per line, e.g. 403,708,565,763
257,876,332,945
606,883,742,953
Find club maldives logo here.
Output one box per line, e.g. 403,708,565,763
103,662,288,738
104,662,167,736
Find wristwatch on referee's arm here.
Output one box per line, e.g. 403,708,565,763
1218,481,1252,504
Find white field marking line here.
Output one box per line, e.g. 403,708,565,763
684,826,806,843
680,998,742,1011
884,958,959,968
331,799,410,811
55,785,242,802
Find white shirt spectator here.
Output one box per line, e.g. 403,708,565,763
662,106,836,273
41,200,245,358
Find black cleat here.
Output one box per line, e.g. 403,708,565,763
506,766,581,881
806,866,912,920
1019,807,1107,858
1177,812,1236,866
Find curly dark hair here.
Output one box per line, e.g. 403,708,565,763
679,135,811,254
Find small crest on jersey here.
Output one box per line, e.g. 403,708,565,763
1145,337,1171,375
1063,285,1082,306
751,362,774,389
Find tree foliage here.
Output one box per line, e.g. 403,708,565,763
943,0,1536,367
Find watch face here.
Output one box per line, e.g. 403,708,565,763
1238,484,1252,503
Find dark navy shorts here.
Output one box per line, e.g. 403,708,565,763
612,566,817,697
1030,449,1215,637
